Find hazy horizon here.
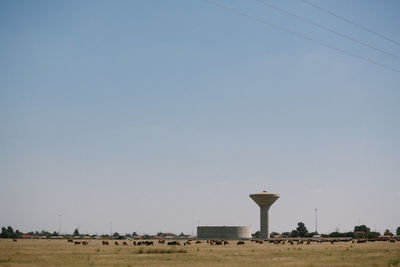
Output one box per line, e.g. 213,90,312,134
1,0,400,237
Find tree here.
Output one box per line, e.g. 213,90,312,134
0,227,10,238
41,230,51,238
113,232,120,238
396,227,400,236
290,230,299,238
354,225,370,233
7,226,14,236
384,229,393,236
367,232,380,239
252,231,261,238
15,230,22,238
296,222,308,237
73,228,80,236
132,232,138,237
329,232,340,238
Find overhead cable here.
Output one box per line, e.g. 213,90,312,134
256,0,400,61
302,0,400,47
205,0,399,72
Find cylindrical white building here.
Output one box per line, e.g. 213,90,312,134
197,226,251,240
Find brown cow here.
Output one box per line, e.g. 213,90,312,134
123,241,128,246
196,240,202,244
237,241,245,245
12,239,17,242
102,240,109,245
74,241,81,245
114,241,119,245
67,239,73,243
82,241,88,245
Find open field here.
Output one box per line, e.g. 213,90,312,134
0,239,399,266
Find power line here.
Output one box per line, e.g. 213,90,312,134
205,0,400,72
302,0,400,47
256,0,400,61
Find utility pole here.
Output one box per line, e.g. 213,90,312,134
58,214,61,235
315,209,318,233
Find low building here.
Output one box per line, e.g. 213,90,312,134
272,234,283,238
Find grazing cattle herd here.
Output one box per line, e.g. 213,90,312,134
63,237,399,247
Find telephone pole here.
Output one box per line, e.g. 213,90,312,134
58,214,61,235
315,209,318,233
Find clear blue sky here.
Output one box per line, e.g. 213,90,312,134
1,0,399,235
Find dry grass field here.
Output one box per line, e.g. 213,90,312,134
0,239,399,266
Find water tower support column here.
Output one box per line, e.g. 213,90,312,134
260,206,270,239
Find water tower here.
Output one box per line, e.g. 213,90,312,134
250,191,280,239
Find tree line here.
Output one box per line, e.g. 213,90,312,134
0,226,172,239
252,223,400,238
0,226,60,239
2,224,400,239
